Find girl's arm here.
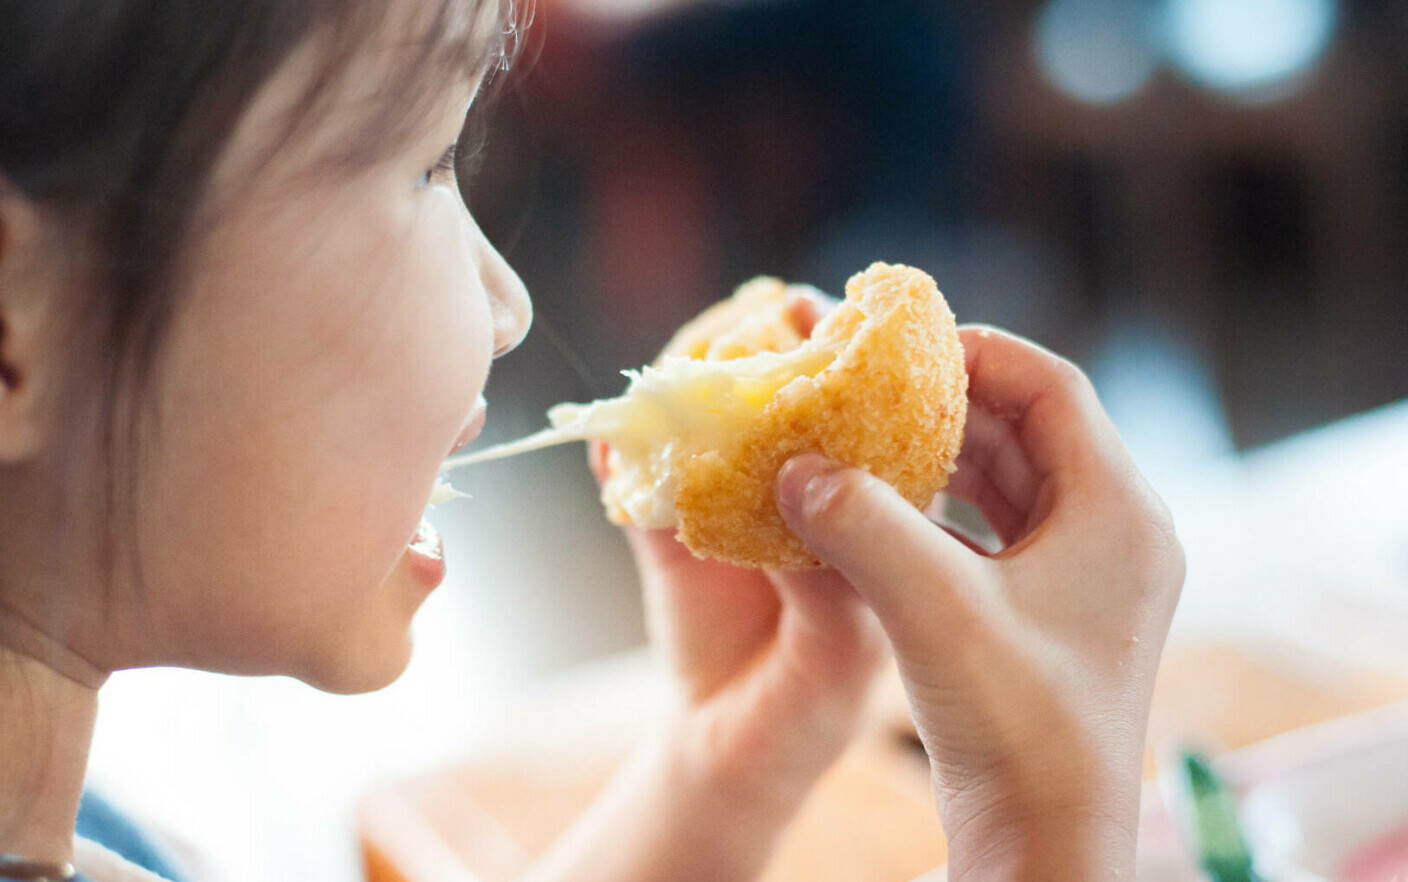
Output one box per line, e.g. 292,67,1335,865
518,722,792,882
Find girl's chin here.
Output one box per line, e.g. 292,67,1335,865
303,620,416,695
306,658,412,695
305,538,442,695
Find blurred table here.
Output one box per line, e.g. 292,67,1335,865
359,641,1408,882
360,401,1408,882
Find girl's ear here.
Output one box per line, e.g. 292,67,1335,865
0,186,63,463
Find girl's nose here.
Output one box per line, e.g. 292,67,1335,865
479,238,531,358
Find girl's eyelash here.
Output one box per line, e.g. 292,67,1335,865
433,142,459,176
456,140,487,179
423,139,485,187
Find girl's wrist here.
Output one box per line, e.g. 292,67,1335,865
663,710,811,842
937,771,1138,882
557,718,796,882
943,809,1135,882
520,718,797,882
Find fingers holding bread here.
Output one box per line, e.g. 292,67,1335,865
956,326,1127,496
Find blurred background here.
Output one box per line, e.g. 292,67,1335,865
88,1,1408,880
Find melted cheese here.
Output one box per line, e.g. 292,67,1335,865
428,476,468,506
439,341,838,522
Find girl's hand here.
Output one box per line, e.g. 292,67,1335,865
586,438,886,816
524,464,884,882
775,326,1185,881
593,288,884,822
616,483,885,775
536,290,884,882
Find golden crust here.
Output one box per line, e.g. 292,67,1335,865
660,276,811,361
610,262,968,570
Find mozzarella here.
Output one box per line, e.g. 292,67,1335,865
438,340,838,520
427,476,468,506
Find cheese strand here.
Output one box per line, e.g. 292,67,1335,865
441,425,588,469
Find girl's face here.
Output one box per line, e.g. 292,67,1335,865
124,27,530,693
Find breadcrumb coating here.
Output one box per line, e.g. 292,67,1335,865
607,262,967,570
662,277,818,361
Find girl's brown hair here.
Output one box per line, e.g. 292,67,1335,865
0,0,521,571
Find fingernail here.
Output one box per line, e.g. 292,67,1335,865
776,453,843,520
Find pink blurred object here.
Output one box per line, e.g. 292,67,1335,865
1137,701,1408,881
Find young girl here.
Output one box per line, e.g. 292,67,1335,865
0,2,1184,880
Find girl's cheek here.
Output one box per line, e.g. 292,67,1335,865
425,191,494,386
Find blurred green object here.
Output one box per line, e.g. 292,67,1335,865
1181,750,1261,882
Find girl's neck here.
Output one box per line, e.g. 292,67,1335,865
0,611,105,867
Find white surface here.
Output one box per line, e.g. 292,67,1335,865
1135,707,1408,881
1242,730,1408,880
1163,399,1408,667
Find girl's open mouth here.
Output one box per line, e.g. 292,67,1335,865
403,518,446,589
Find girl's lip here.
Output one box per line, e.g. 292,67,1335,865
404,518,446,589
448,400,488,458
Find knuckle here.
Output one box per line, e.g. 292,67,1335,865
1148,512,1187,602
1131,481,1178,554
1078,473,1185,604
1123,495,1186,600
1049,354,1096,399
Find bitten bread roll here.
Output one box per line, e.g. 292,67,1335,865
444,262,968,570
639,262,966,568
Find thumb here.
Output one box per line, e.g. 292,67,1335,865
775,453,994,657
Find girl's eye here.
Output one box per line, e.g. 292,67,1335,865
418,142,459,188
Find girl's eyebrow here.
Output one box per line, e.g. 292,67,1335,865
399,76,477,149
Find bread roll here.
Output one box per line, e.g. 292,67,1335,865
624,262,966,568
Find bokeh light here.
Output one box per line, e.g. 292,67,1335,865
1034,0,1161,105
1163,0,1338,96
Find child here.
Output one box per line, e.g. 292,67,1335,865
0,2,1183,880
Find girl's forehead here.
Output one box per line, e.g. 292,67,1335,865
209,1,496,197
